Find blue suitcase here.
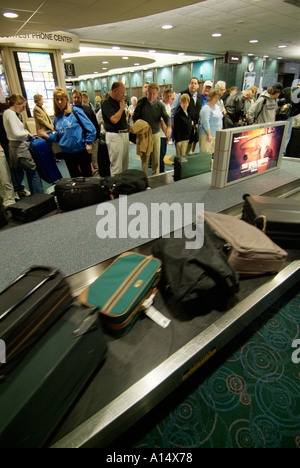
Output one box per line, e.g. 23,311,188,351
30,138,62,184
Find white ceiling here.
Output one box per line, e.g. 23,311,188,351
1,0,300,79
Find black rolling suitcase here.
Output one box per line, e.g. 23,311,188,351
0,195,8,228
55,176,108,211
0,302,107,448
174,152,212,181
8,193,57,223
97,139,111,177
242,194,300,249
285,128,300,158
0,266,73,382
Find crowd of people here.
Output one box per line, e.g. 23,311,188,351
1,77,300,211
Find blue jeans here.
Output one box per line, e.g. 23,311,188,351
20,161,44,194
9,140,44,194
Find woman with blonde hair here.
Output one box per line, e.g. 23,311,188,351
199,89,223,155
38,87,96,177
3,94,44,194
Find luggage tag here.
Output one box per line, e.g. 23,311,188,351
142,294,171,329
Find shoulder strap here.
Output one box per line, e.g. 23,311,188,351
72,108,87,137
256,97,267,120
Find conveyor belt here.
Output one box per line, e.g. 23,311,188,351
49,175,300,449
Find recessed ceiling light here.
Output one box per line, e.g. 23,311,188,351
264,55,269,58
249,39,259,43
94,71,98,74
162,24,173,30
3,12,19,18
212,33,222,37
278,44,287,48
134,63,140,66
122,56,129,60
248,53,254,56
64,59,72,62
102,67,108,70
102,61,108,64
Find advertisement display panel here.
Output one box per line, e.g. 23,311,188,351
212,121,289,189
14,51,58,116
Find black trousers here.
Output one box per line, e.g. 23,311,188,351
63,150,92,178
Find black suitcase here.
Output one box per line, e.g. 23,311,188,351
285,128,300,158
0,266,73,382
97,140,111,177
0,302,107,448
242,194,300,249
55,176,108,212
174,152,212,181
0,195,8,228
8,193,57,223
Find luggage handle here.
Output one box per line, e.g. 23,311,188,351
0,266,59,321
73,177,86,184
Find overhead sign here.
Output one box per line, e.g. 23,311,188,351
225,52,243,64
0,32,80,53
64,63,76,77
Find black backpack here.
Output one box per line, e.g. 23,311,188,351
101,169,149,198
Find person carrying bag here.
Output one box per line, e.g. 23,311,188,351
38,87,96,178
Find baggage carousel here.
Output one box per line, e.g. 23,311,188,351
48,164,300,449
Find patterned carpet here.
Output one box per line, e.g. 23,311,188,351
110,284,300,448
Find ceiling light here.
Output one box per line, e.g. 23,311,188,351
264,55,269,58
122,56,129,60
212,33,222,37
3,12,19,18
102,67,108,70
249,39,259,43
134,63,140,66
248,53,254,56
149,49,156,53
278,56,283,59
162,24,173,30
102,61,108,64
65,59,72,62
278,44,287,48
112,46,120,50
94,71,98,74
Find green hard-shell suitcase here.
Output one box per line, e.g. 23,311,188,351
174,152,212,181
78,252,162,336
0,302,107,448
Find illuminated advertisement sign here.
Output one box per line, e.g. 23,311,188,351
14,51,58,117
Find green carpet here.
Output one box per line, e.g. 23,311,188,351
110,284,300,449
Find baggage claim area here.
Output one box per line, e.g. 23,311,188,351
1,1,300,450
